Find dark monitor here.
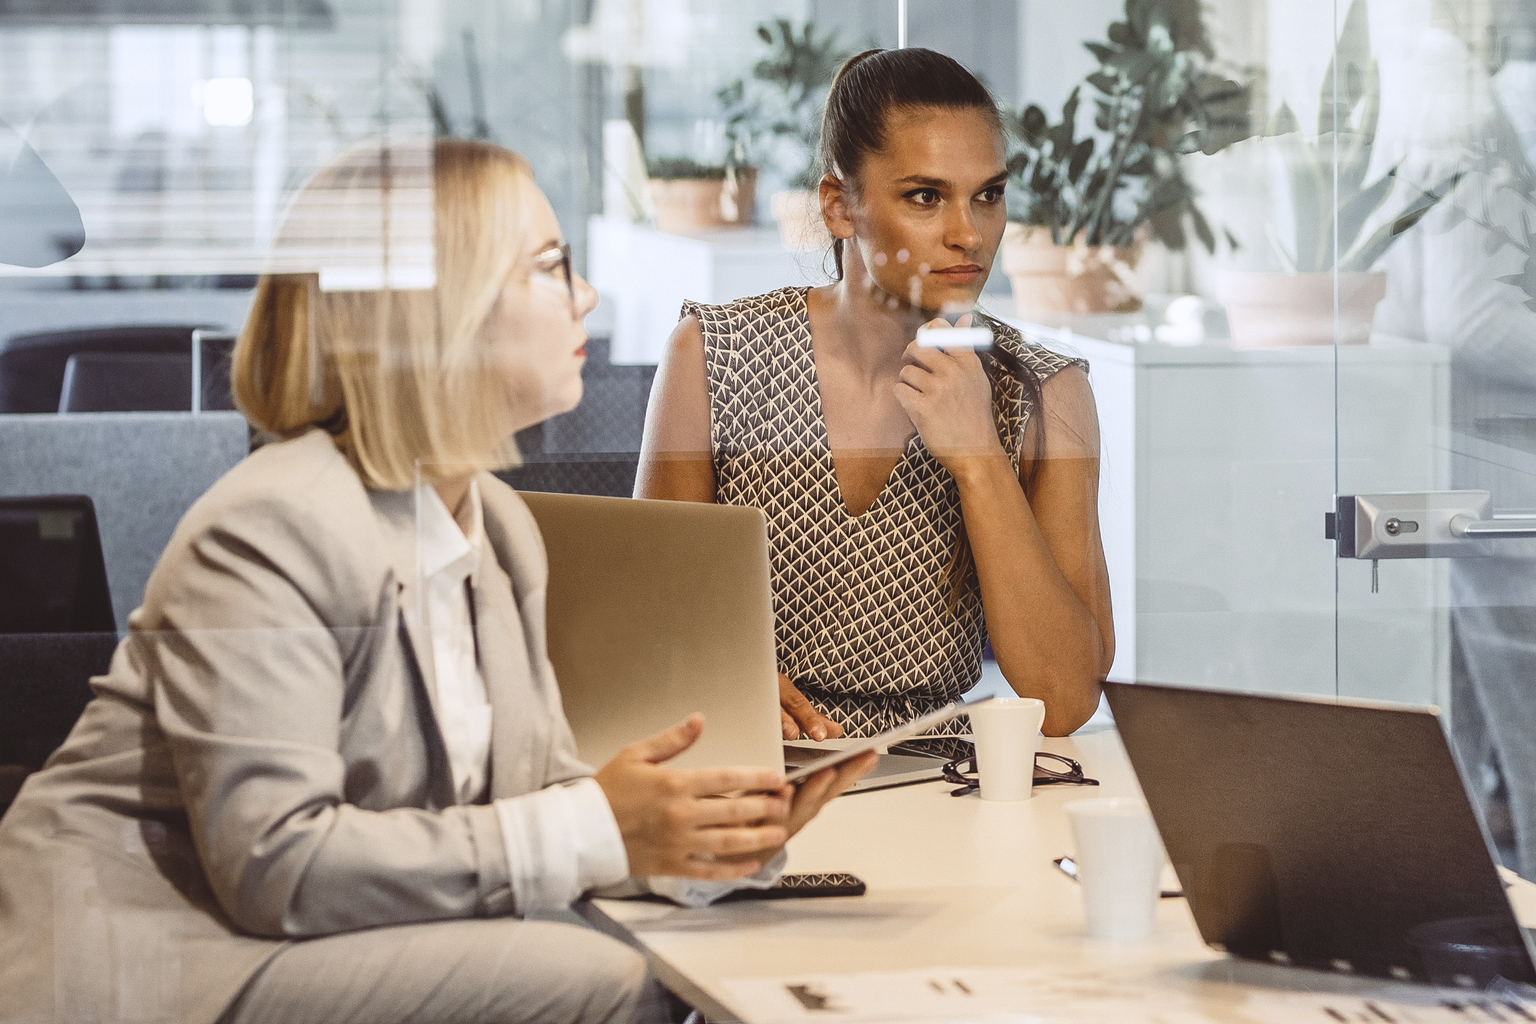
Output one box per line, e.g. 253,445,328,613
1104,680,1536,987
193,329,238,413
0,496,117,773
0,495,114,633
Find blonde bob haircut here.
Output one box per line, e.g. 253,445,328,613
233,138,535,489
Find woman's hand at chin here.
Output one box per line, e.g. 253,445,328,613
594,713,791,880
894,314,1007,476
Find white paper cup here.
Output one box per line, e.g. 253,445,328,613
968,697,1045,801
1064,797,1164,940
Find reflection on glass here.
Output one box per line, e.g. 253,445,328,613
1322,0,1536,879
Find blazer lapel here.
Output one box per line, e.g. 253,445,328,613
473,554,546,800
369,486,456,806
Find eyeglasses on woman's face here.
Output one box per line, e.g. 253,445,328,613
530,240,575,318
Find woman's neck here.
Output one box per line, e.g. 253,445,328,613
432,474,474,529
811,243,933,384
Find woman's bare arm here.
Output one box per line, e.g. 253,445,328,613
635,315,717,503
952,366,1113,735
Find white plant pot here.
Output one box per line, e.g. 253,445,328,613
771,190,832,251
647,167,757,233
1216,270,1387,348
1000,223,1142,314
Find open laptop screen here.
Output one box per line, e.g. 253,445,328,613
1104,681,1535,986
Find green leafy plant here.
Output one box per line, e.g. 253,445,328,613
1496,225,1536,314
1265,0,1456,273
412,28,495,142
644,157,727,181
1004,0,1251,251
1413,72,1536,311
1461,145,1536,313
716,19,851,187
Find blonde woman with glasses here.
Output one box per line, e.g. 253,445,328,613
0,139,872,1024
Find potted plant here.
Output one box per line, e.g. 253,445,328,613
1218,0,1455,347
645,157,757,233
1002,0,1251,314
717,19,850,249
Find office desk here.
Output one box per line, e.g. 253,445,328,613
579,729,1536,1022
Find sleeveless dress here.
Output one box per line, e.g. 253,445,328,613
689,286,1085,742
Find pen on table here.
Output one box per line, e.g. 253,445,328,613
1052,855,1184,899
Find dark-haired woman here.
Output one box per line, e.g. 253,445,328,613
636,47,1113,741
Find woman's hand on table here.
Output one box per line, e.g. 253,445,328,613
779,673,844,741
595,713,792,880
895,314,1007,473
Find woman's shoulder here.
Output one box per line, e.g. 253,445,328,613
476,474,547,589
981,313,1089,383
681,286,807,341
142,430,387,624
181,429,368,537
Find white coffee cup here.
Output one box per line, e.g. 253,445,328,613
968,697,1045,801
1064,797,1165,940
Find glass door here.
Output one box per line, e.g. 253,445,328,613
1333,0,1536,878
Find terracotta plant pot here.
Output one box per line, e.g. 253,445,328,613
1216,270,1387,348
647,167,757,233
1000,222,1142,314
771,189,832,250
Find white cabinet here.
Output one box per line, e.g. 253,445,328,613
587,218,827,365
994,303,1452,706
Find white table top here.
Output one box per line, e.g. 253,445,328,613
579,729,1536,1022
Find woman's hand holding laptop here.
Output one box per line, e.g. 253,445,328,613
596,712,876,879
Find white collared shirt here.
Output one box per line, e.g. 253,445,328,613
416,479,491,803
416,480,629,911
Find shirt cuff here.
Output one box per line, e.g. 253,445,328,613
494,777,630,914
646,847,789,908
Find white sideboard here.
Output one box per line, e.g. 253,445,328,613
993,302,1452,707
587,218,829,364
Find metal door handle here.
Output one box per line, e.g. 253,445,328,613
1450,515,1536,538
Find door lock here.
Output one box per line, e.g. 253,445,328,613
1328,491,1536,559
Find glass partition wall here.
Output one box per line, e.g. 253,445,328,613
3,0,1535,867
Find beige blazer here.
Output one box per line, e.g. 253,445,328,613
0,429,593,1024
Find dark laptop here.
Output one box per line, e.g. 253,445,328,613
1103,680,1536,986
0,495,116,774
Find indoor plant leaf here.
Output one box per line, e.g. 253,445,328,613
1329,165,1399,269
1340,172,1461,272
1319,0,1370,137
1269,102,1301,138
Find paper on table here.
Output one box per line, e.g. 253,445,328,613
1240,990,1536,1024
720,966,1215,1023
1499,865,1536,928
720,965,1536,1024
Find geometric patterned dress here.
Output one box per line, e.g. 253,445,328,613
688,286,1084,743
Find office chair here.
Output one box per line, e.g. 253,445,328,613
193,330,239,412
0,495,117,812
0,324,216,414
58,351,193,413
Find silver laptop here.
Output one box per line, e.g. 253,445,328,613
520,491,947,790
